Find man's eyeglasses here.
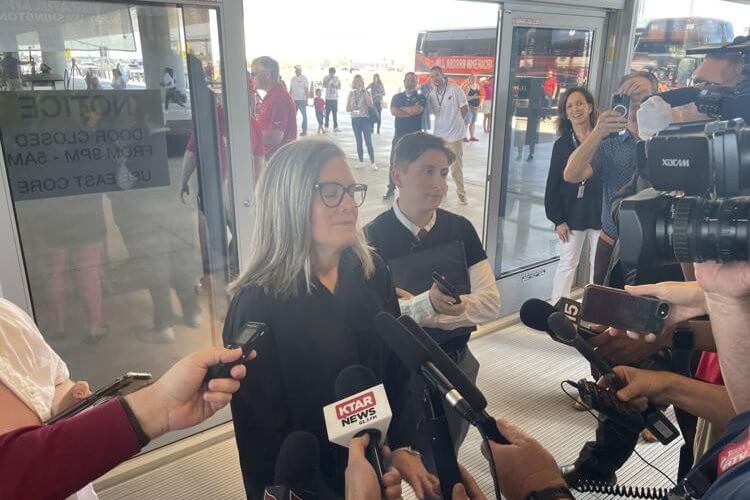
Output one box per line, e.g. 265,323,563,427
313,182,367,208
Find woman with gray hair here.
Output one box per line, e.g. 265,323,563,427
224,139,434,499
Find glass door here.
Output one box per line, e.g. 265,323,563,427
485,5,605,313
0,0,237,449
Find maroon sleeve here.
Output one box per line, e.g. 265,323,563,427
0,398,142,500
268,95,292,132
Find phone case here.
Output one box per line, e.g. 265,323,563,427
581,285,670,334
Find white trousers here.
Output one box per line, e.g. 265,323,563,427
550,228,599,303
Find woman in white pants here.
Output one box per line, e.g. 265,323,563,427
545,87,603,303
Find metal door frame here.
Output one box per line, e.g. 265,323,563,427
482,3,607,313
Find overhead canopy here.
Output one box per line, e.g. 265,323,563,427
0,0,136,52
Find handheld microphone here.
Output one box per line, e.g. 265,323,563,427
263,431,319,500
374,312,508,444
520,298,599,342
324,365,392,493
546,311,618,387
375,313,507,499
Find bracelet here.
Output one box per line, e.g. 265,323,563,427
118,395,151,448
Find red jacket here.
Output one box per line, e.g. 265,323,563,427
0,398,141,500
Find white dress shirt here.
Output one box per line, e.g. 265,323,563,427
392,201,502,330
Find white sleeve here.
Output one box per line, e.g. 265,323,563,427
419,259,501,330
398,290,438,325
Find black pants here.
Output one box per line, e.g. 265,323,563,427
374,101,382,133
325,99,338,128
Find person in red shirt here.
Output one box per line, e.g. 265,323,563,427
313,88,326,134
543,69,559,112
250,56,297,176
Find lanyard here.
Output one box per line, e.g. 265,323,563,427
435,85,447,108
571,131,587,193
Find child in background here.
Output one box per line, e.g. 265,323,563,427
314,88,326,133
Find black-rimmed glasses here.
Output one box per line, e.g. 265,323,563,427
313,182,368,208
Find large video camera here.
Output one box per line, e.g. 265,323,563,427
619,35,750,266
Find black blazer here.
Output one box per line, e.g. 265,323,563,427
225,250,414,499
544,132,603,231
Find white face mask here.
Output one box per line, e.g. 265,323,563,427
636,95,673,140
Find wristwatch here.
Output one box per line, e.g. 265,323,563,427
527,486,575,499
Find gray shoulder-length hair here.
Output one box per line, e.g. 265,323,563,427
228,139,375,299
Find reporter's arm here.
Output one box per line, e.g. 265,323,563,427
488,420,570,500
0,397,142,500
562,128,600,182
665,376,734,428
694,261,750,414
703,292,750,414
563,110,626,183
613,366,735,428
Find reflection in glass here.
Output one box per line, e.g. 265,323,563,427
494,27,593,276
0,0,234,449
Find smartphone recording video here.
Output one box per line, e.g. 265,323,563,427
580,284,670,335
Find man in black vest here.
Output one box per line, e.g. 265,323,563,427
365,132,501,457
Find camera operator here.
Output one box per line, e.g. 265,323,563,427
562,49,748,486
608,47,747,461
563,71,657,287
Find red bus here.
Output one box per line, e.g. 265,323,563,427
415,28,496,84
415,27,592,87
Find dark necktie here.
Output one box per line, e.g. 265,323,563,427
417,228,428,241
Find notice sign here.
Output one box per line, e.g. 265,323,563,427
0,90,169,201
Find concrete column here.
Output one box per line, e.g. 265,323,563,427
136,5,185,91
39,25,67,82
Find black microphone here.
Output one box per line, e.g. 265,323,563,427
375,312,509,444
520,298,600,343
263,431,319,500
652,86,699,107
333,365,388,493
374,312,480,420
547,311,619,387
